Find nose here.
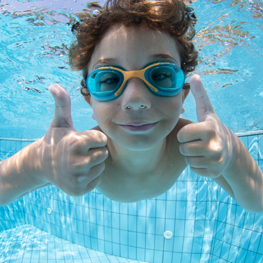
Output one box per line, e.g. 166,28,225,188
121,77,152,111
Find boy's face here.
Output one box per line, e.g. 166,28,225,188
86,24,189,151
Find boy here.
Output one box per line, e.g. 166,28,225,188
0,0,262,213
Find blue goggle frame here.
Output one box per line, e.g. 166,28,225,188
86,62,185,101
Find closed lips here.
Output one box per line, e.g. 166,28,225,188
119,122,158,131
123,122,154,125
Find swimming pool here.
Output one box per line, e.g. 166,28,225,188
0,0,263,262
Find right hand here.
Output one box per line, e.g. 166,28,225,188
38,84,108,196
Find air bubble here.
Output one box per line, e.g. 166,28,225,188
91,9,100,17
47,208,52,215
164,231,173,239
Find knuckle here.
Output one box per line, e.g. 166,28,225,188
185,156,192,166
177,130,184,143
104,148,109,157
99,133,108,144
93,148,108,161
179,144,185,154
90,130,107,144
208,140,223,156
97,135,108,147
207,157,225,177
92,162,106,175
206,126,216,138
73,160,90,171
92,150,102,161
69,134,86,150
98,161,106,170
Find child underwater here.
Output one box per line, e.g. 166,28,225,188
0,0,262,213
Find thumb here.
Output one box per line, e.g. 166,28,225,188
48,84,74,128
190,74,215,122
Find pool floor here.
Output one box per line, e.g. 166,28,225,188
0,225,147,263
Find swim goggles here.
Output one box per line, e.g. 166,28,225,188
86,62,185,101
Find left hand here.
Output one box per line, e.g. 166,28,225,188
177,75,234,178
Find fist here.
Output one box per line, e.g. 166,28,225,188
177,75,233,178
39,84,108,196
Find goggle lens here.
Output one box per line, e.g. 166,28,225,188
149,66,176,89
89,70,123,92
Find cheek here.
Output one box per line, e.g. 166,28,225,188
160,96,183,117
161,97,183,131
92,102,115,128
93,106,106,123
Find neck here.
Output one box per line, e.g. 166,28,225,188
107,138,167,174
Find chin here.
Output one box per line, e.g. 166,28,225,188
115,136,165,152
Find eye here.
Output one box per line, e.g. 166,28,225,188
150,68,174,88
152,71,171,80
99,77,119,84
98,73,120,91
99,72,119,83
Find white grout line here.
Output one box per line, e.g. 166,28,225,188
0,137,39,142
235,130,263,137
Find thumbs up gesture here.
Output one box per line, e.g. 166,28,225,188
177,75,233,178
39,84,108,196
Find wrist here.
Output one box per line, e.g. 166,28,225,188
223,128,241,178
23,138,50,184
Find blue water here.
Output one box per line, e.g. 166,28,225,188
0,0,263,262
0,0,263,137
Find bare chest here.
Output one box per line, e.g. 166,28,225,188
97,156,186,202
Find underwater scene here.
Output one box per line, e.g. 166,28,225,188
0,0,263,262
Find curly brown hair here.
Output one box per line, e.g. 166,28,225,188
68,0,198,97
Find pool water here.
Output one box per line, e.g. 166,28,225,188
0,0,262,137
0,0,263,262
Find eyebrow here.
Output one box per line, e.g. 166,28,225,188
92,54,179,70
150,54,179,64
92,58,117,70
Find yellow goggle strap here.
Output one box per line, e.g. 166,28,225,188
98,62,171,97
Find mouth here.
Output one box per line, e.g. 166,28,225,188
119,122,158,132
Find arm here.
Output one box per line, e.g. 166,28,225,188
216,131,263,213
0,84,108,206
0,140,50,206
178,75,263,213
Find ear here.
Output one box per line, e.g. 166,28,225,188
84,96,96,120
182,88,190,103
84,95,92,107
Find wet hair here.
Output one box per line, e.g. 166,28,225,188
68,0,198,97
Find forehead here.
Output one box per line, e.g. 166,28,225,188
89,24,181,70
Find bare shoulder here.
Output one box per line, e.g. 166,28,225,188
166,117,193,148
90,125,104,132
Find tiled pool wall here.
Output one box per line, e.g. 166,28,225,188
0,133,263,263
